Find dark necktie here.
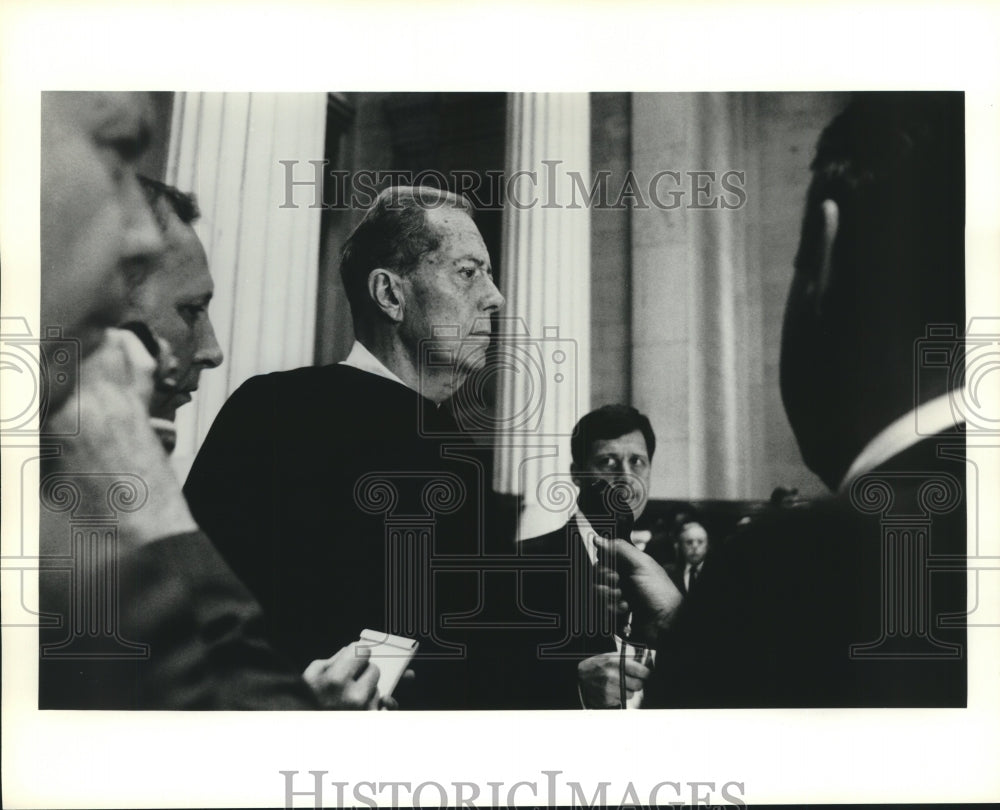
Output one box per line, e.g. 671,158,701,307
688,564,699,592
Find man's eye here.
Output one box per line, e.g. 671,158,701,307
178,305,206,323
111,136,143,161
459,266,477,279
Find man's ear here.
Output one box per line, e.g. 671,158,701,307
815,199,840,314
368,268,405,323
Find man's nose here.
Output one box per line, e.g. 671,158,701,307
481,276,505,312
195,318,224,369
121,174,165,261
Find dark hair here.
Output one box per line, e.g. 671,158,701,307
339,185,474,324
138,175,200,229
570,404,656,467
794,92,964,327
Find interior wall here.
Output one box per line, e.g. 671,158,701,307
590,92,851,500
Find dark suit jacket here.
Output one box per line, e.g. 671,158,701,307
39,531,318,709
665,559,710,596
184,364,486,709
485,519,619,709
646,432,967,708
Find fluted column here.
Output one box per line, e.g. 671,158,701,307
493,93,590,541
630,93,763,499
164,93,327,480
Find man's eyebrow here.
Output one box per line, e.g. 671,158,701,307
454,255,488,267
179,290,215,307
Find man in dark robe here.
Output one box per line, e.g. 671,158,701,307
185,186,505,708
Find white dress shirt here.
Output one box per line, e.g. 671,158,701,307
574,512,655,709
838,392,964,492
339,340,411,389
684,561,703,592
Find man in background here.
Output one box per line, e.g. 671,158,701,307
499,405,680,709
596,92,967,708
664,510,710,597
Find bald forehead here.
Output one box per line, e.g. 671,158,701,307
422,207,489,263
425,205,477,235
680,523,707,541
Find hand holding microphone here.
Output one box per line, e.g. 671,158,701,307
593,534,683,646
577,477,636,545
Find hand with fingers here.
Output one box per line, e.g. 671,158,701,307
373,668,416,711
303,643,383,710
42,327,197,547
593,536,684,645
578,652,652,708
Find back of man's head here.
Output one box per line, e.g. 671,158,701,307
339,185,474,334
781,92,964,487
796,92,963,327
570,404,657,467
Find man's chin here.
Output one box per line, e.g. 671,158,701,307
151,389,194,421
150,402,180,422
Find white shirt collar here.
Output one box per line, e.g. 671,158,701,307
339,340,412,391
573,511,640,566
573,511,601,567
838,391,964,492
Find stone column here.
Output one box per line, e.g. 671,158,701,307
630,93,764,499
492,93,591,541
164,93,327,480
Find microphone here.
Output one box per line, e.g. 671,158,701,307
579,477,636,637
578,478,645,709
119,321,178,453
577,477,636,546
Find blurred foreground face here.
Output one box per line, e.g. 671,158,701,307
41,92,162,360
131,207,223,420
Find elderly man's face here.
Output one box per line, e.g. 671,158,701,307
679,522,708,565
41,92,163,359
398,207,504,379
127,207,223,421
573,429,652,521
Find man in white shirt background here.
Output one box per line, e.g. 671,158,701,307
509,404,681,709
